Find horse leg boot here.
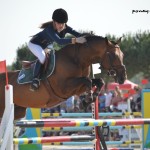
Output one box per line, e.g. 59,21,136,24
85,78,105,104
81,78,105,111
92,78,105,102
30,60,42,91
79,78,93,111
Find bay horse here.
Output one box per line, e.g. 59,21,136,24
0,35,127,120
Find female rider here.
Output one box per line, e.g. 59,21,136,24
28,8,86,91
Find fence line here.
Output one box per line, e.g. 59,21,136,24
42,125,142,131
16,118,150,128
42,112,142,118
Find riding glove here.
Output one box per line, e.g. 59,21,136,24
76,37,87,43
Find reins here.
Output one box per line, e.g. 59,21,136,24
101,46,126,77
85,41,125,77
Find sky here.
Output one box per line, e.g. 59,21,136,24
0,0,150,65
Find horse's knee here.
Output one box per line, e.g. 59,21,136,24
92,78,105,90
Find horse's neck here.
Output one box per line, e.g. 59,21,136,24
78,42,106,67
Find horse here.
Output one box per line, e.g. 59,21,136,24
0,35,127,120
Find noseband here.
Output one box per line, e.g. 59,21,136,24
83,41,125,77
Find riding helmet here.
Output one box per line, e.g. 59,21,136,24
52,8,68,23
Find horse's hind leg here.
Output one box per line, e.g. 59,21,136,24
14,105,27,120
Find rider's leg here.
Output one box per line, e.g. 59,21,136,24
30,60,42,91
28,42,46,91
43,44,53,72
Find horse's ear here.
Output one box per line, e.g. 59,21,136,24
105,37,111,46
116,37,122,45
105,37,108,44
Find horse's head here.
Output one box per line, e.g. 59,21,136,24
101,37,127,84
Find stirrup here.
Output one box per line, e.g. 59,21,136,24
30,78,40,91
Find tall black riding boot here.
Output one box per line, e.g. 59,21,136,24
30,60,42,91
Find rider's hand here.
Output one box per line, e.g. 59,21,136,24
76,37,87,43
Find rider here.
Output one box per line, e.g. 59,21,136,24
28,8,86,91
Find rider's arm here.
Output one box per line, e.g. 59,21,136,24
46,26,76,45
65,25,81,37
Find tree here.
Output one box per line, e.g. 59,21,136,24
121,30,150,79
11,43,36,70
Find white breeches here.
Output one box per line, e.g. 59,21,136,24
28,42,46,64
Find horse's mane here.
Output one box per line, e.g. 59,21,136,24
82,32,119,46
86,35,105,43
81,33,105,43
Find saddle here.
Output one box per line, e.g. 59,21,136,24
17,49,55,84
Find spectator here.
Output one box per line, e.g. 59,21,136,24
60,102,67,113
65,96,74,112
73,95,82,112
98,89,106,112
79,92,87,112
105,89,113,112
111,86,123,112
74,106,80,112
130,86,141,112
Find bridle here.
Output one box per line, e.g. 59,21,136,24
100,45,126,77
77,39,126,78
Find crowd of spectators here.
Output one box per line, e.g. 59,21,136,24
98,85,142,113
99,86,124,113
41,92,94,114
41,85,142,142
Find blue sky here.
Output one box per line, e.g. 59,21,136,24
0,0,150,65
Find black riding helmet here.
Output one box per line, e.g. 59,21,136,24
52,8,68,23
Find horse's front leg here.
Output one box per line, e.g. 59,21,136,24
64,77,92,95
92,78,105,101
77,77,93,101
84,78,105,104
64,77,94,106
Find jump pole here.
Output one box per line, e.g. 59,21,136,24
16,118,150,128
41,112,142,118
13,137,142,145
42,125,142,132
